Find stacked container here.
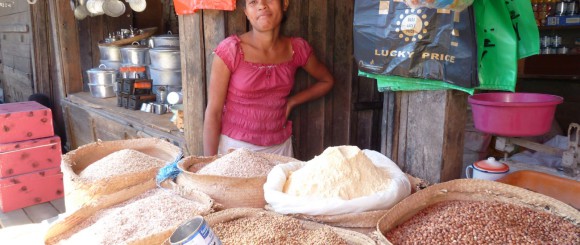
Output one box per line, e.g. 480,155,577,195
87,64,118,98
98,43,122,70
0,101,63,212
149,33,182,102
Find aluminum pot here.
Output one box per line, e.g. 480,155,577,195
149,32,180,48
150,67,182,86
120,42,150,65
149,47,181,70
99,59,122,70
88,83,116,98
98,44,121,61
87,64,117,85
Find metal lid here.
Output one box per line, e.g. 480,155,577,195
87,64,117,74
152,31,179,40
121,41,150,50
150,46,180,53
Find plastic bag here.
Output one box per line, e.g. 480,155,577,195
359,70,475,94
263,150,411,216
354,0,478,90
405,0,474,12
504,0,540,59
473,0,517,91
174,0,236,15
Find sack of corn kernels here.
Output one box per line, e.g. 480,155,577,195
175,148,298,209
378,179,580,245
204,208,375,245
44,185,214,245
62,138,181,211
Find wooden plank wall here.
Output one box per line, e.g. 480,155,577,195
180,1,382,159
0,1,33,102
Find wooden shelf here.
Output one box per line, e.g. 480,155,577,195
539,25,580,31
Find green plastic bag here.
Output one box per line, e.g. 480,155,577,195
359,70,475,95
473,0,517,91
505,0,540,59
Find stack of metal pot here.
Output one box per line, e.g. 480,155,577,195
98,43,122,70
87,64,117,98
148,32,181,103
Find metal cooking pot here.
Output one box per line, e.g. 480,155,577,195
149,47,181,70
98,44,121,61
120,42,150,65
88,83,116,98
150,67,182,86
99,59,122,70
87,64,117,85
149,32,180,48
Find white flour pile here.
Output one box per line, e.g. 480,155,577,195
56,188,206,245
79,149,165,181
283,146,391,200
197,148,275,178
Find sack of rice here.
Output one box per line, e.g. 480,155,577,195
44,186,214,245
264,146,411,217
176,148,298,209
377,179,580,245
204,208,375,245
62,138,181,211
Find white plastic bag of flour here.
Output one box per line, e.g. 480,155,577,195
263,150,411,216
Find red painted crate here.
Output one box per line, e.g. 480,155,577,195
0,136,62,178
0,167,63,212
0,101,54,144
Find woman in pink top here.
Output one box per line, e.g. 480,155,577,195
203,0,334,157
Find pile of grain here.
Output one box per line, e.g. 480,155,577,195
386,200,580,244
79,149,165,181
196,148,275,178
212,213,348,244
55,188,205,245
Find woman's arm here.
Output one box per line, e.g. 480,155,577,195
286,54,335,119
203,55,231,156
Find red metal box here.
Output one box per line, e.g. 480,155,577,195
0,136,62,178
0,101,54,144
0,167,63,212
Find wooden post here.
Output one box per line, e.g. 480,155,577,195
383,90,467,183
179,13,206,156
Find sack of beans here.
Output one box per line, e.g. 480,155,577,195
203,208,375,244
176,148,298,209
44,185,214,245
62,138,181,211
284,174,428,229
378,179,580,244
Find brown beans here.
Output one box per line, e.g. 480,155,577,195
385,200,580,245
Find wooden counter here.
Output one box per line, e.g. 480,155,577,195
61,92,185,151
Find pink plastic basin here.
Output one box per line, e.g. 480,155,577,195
468,92,563,137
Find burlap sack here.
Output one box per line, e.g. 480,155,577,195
377,179,580,245
203,208,375,245
44,183,214,245
62,138,181,211
176,152,298,209
273,174,429,229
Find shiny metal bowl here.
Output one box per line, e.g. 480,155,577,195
88,83,116,98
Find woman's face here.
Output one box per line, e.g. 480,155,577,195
244,0,288,32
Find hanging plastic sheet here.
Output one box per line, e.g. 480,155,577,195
174,0,236,15
354,0,479,90
404,0,474,12
473,0,517,91
504,0,540,59
359,70,475,94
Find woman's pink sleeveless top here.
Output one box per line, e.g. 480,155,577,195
214,35,312,146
